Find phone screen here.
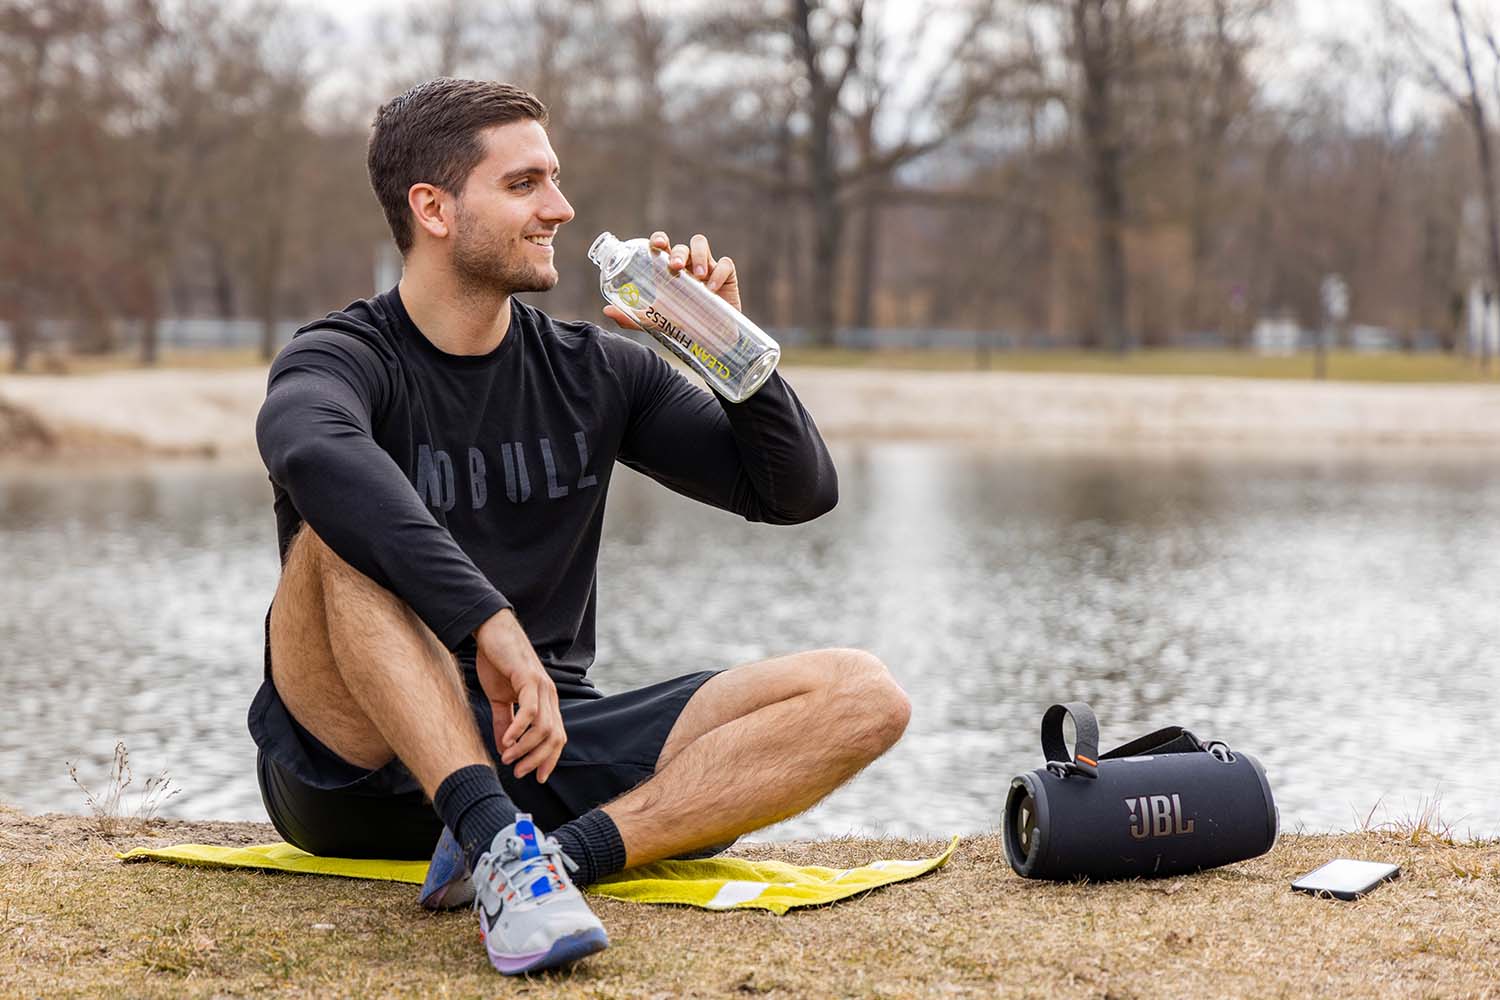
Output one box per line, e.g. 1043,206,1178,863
1292,859,1400,897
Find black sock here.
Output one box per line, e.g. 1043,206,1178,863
550,809,626,888
433,764,517,872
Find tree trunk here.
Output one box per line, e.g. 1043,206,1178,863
1073,0,1131,353
256,220,286,361
851,102,881,335
744,112,791,328
260,313,278,361
791,0,857,348
1185,0,1239,338
1091,153,1130,352
808,182,843,348
210,240,237,317
851,189,881,332
803,75,844,347
141,312,161,366
257,267,281,361
10,312,37,373
1245,134,1289,348
1187,150,1217,336
1454,0,1499,369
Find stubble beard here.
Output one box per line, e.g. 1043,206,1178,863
450,200,559,297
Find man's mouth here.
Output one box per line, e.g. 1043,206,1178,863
524,234,554,248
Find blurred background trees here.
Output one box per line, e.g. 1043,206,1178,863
0,0,1493,368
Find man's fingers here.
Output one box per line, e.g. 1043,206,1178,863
603,304,641,330
535,748,560,784
670,243,690,272
650,230,670,252
502,697,536,749
690,233,712,278
513,734,566,782
490,700,515,753
500,719,546,765
707,255,735,293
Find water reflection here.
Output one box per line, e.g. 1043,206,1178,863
3,447,1498,839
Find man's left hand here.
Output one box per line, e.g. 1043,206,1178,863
603,231,741,330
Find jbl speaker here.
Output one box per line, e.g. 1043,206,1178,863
1003,702,1278,881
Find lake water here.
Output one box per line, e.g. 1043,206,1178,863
3,444,1498,841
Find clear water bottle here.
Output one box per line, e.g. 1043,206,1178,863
588,232,780,402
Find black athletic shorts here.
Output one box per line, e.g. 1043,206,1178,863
251,669,719,860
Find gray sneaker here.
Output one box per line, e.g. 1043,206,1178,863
474,814,609,975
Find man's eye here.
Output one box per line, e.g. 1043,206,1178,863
511,179,533,191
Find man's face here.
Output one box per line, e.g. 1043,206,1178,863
448,120,574,294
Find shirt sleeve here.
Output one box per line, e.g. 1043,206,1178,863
604,333,838,524
256,329,510,649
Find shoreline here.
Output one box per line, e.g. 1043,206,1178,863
4,366,1500,460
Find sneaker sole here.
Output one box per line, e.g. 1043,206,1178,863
420,829,473,911
420,877,475,910
490,926,609,975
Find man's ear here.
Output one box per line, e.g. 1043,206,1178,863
408,183,450,241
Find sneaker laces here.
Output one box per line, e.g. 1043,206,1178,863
475,831,578,913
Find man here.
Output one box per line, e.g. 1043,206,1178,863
249,78,910,977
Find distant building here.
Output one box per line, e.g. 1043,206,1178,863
1252,316,1301,356
1349,324,1397,353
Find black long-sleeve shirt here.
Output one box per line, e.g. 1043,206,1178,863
254,287,837,700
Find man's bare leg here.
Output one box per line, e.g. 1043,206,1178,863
268,527,609,973
601,649,911,866
268,527,490,795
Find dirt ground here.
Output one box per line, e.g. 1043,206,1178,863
3,805,1498,998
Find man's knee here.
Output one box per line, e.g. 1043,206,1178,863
274,525,428,662
287,526,357,589
822,649,911,756
284,526,400,612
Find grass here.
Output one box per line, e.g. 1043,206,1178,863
13,349,271,374
779,348,1500,382
2,806,1498,998
12,347,1500,383
66,742,180,838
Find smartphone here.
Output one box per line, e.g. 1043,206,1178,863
1291,859,1400,900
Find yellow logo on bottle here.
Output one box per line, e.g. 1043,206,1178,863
618,282,642,307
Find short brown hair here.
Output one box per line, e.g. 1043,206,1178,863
368,78,548,253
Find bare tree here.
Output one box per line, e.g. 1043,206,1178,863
1180,0,1272,337
685,0,998,345
0,0,114,370
1391,0,1500,367
1057,0,1133,351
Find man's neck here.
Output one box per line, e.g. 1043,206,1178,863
397,256,513,356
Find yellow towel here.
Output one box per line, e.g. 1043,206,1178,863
119,837,958,914
588,840,958,913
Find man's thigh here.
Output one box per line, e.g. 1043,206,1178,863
522,671,719,822
267,527,391,769
655,649,862,769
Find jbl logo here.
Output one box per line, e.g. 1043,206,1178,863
1125,794,1195,839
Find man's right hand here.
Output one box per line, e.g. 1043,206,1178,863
474,609,566,783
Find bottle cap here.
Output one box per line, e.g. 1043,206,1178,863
587,232,618,266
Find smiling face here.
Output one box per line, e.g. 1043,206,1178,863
448,120,575,295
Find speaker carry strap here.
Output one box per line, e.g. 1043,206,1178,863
1042,702,1100,779
1101,726,1206,759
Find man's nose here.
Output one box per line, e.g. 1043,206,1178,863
542,183,574,225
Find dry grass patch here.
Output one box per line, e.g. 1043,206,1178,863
3,805,1498,998
781,348,1500,383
